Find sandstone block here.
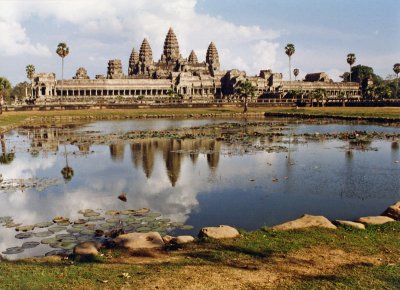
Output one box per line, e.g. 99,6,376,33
335,220,365,230
199,225,239,239
73,241,101,256
272,214,337,231
356,216,395,225
114,232,164,250
381,201,400,221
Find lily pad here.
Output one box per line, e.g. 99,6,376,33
120,210,136,215
2,247,24,255
136,208,150,214
180,225,194,230
170,222,184,227
148,212,162,218
59,241,77,250
41,237,59,244
16,225,36,232
157,218,171,223
136,226,151,233
5,222,22,228
83,212,101,217
22,241,40,249
52,216,70,224
67,227,82,234
105,210,120,216
106,218,121,224
15,232,33,239
73,219,88,225
35,221,53,228
45,249,70,256
78,209,95,214
80,229,95,235
71,224,85,229
76,235,94,242
0,216,13,224
48,226,67,233
34,231,53,238
55,234,75,240
100,223,117,229
87,216,105,222
123,226,136,233
56,221,71,226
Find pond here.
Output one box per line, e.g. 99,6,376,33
0,118,399,259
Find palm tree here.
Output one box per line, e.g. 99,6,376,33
338,91,347,107
293,68,299,81
393,63,400,98
56,43,70,101
285,44,295,82
26,64,35,99
61,144,74,182
315,89,327,107
235,80,256,113
346,53,356,83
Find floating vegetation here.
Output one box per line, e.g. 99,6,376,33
41,237,59,245
15,232,33,239
34,231,53,238
105,210,119,216
45,249,71,257
0,177,63,193
180,225,194,230
2,247,24,255
15,225,35,232
52,217,70,224
21,241,40,249
48,226,67,233
35,222,53,228
73,219,88,225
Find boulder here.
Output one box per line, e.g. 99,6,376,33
114,232,164,250
356,216,395,225
73,241,101,256
174,236,195,245
162,235,175,244
199,225,240,239
335,220,365,230
272,214,337,231
382,201,400,221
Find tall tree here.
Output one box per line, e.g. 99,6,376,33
285,44,295,82
56,43,70,100
393,63,400,98
0,77,12,105
235,80,256,113
26,64,35,99
61,144,74,182
346,53,356,83
293,68,299,81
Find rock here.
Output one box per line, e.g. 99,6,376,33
335,220,365,230
114,232,164,250
73,241,101,256
162,235,174,244
356,216,395,225
382,201,400,221
199,225,240,239
174,235,194,244
272,214,337,231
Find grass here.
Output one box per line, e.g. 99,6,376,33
0,222,399,289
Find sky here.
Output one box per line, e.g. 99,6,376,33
0,0,399,85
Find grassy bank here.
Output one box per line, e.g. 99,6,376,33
1,223,399,289
0,107,399,133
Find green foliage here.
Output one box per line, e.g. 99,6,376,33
26,64,35,80
285,43,295,57
346,53,356,66
56,43,70,58
12,82,30,102
0,77,12,103
235,80,256,98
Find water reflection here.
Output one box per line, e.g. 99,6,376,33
0,119,399,259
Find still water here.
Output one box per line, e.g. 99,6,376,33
0,118,399,258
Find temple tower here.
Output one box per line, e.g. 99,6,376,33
188,50,198,64
138,38,153,74
206,42,220,73
107,60,123,79
162,27,180,63
128,48,139,76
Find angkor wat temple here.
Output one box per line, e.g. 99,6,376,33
29,28,360,104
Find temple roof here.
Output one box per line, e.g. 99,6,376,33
206,42,219,66
139,38,153,64
163,27,180,62
188,50,198,64
129,48,139,65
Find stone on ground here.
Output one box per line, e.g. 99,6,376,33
356,216,395,225
272,214,337,231
162,235,174,244
381,201,400,221
114,232,164,250
335,220,365,230
199,225,240,239
73,241,101,256
162,235,194,245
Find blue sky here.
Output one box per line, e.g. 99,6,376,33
0,0,399,85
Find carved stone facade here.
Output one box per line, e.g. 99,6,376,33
29,27,361,103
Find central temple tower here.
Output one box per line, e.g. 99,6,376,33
161,27,181,63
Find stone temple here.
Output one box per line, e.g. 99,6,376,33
29,28,360,104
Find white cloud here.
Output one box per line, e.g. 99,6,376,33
0,0,280,78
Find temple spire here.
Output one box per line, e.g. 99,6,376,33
206,42,220,71
128,48,139,75
162,27,180,63
188,50,198,64
139,38,153,65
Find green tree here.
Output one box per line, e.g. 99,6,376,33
338,91,347,107
26,64,35,98
0,77,12,104
285,44,295,82
235,80,256,113
11,82,30,103
293,68,299,81
314,89,327,107
393,63,400,98
346,53,356,83
56,43,70,99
